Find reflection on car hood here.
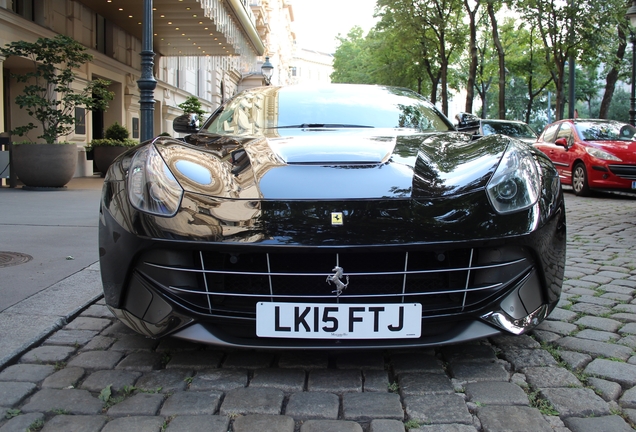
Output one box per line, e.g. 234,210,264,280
268,134,396,164
163,132,509,200
585,139,636,155
514,137,538,145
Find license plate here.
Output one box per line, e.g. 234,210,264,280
632,181,636,189
256,302,422,339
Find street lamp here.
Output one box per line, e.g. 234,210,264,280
261,57,274,86
626,0,636,125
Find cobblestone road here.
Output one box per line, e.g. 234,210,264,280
2,191,636,432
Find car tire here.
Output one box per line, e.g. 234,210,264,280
572,162,590,197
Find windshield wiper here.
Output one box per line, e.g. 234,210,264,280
270,124,375,129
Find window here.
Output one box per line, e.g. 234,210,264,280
542,123,559,143
12,0,34,21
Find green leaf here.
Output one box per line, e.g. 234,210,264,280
98,384,112,403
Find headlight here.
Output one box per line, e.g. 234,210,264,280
585,146,621,161
486,141,540,214
128,144,183,217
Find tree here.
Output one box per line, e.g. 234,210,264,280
330,27,375,84
0,35,113,143
503,20,554,123
376,0,467,114
178,96,207,117
593,0,632,119
514,0,607,120
598,23,628,119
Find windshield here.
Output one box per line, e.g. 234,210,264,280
481,121,537,139
203,85,453,137
575,121,636,142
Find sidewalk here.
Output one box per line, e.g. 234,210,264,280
0,176,105,368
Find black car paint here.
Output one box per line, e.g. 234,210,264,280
99,127,565,347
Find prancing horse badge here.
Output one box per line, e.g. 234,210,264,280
331,212,344,226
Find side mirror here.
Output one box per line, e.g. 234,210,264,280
173,114,200,134
554,137,568,148
455,112,481,133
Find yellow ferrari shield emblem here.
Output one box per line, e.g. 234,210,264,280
331,212,344,226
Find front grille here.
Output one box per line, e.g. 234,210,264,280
136,246,533,319
608,164,636,179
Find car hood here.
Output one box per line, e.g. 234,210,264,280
160,131,509,200
585,140,636,159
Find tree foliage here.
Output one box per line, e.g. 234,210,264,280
331,0,632,126
0,35,114,143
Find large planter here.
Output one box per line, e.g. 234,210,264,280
13,143,77,188
94,146,129,175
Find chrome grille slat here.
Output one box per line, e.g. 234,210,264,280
144,258,525,277
461,248,475,311
199,251,213,314
166,282,504,298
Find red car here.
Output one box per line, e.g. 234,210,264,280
534,119,636,196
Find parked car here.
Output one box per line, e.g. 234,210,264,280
455,113,538,144
99,84,566,349
479,119,538,144
534,118,636,196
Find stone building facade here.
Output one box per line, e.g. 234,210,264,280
0,0,295,148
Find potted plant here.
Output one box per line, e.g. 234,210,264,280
173,96,207,134
178,96,207,121
90,122,137,175
0,35,114,188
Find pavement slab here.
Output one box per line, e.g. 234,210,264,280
398,372,454,396
106,392,165,416
232,414,295,432
0,381,36,406
18,345,76,364
587,377,622,402
250,368,306,392
0,364,55,383
308,369,363,393
100,416,165,432
404,393,472,425
363,369,390,393
539,387,610,418
189,368,247,392
564,415,634,432
464,381,529,405
219,387,284,416
584,358,636,388
135,368,193,393
523,366,583,388
80,369,142,393
342,392,404,421
164,415,229,432
476,406,552,432
40,415,108,432
448,361,509,382
41,366,85,389
284,391,340,420
21,388,103,415
66,350,124,370
160,390,223,416
0,413,44,432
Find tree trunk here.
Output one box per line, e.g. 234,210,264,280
488,3,505,119
599,24,627,119
464,0,480,114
